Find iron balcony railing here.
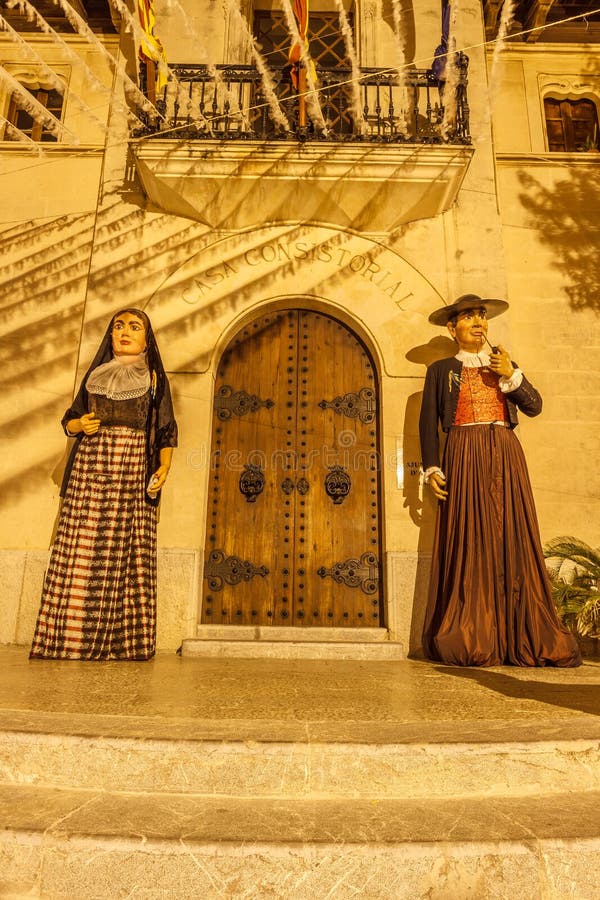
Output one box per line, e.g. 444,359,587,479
136,55,470,145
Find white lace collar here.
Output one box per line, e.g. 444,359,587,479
86,352,150,400
455,349,491,368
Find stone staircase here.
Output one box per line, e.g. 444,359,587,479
1,650,599,898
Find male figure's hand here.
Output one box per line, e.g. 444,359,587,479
489,344,514,378
428,471,448,501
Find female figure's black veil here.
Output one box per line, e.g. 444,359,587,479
60,308,177,507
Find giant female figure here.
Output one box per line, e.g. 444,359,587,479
30,309,177,660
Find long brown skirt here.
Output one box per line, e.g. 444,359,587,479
30,427,157,661
422,424,581,667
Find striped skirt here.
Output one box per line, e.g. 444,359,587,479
422,424,581,667
30,427,157,660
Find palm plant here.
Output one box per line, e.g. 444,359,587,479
544,536,600,638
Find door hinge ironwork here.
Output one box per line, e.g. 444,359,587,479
317,552,379,595
214,385,274,420
319,387,376,424
204,550,269,591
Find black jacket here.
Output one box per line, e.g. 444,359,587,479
419,357,542,471
59,311,177,507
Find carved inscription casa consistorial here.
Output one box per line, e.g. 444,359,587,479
181,237,414,308
146,226,441,375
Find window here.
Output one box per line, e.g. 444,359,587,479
253,10,352,69
253,8,355,133
544,97,599,152
5,83,64,143
545,1,600,26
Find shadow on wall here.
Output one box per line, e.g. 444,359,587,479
518,166,600,313
403,335,455,656
0,212,97,508
381,0,416,62
0,196,415,512
0,204,197,507
0,203,213,511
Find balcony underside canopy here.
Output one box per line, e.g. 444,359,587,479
132,140,473,234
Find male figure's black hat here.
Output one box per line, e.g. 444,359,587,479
428,293,509,326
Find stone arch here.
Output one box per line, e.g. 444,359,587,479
209,291,386,383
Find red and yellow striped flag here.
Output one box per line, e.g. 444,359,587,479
137,0,168,92
288,0,310,90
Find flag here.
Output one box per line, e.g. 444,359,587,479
288,0,310,90
432,0,451,81
137,0,168,92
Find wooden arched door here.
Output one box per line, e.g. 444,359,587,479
202,309,383,628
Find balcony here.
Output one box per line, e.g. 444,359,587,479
131,59,474,234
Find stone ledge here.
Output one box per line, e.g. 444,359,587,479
133,140,474,233
0,549,198,651
190,625,390,642
4,706,600,745
496,151,600,167
2,786,600,843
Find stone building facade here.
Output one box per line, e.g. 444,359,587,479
1,0,598,657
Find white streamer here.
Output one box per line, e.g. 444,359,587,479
105,0,169,89
490,0,516,101
1,0,595,159
441,0,460,139
44,0,159,117
333,0,365,136
112,0,219,132
390,0,409,134
5,0,146,127
0,114,44,153
224,0,290,132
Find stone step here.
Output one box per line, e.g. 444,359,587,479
182,637,406,660
182,627,406,660
1,784,599,899
1,724,599,801
2,650,599,897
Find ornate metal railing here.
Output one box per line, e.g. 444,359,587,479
136,55,470,145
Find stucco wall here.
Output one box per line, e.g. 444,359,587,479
490,42,600,545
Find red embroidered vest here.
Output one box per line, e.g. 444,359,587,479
454,367,508,425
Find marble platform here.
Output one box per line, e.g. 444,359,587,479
1,645,599,898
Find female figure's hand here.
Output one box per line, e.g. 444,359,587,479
147,464,170,496
67,413,101,436
147,448,173,496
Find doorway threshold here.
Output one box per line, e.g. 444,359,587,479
182,627,405,660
